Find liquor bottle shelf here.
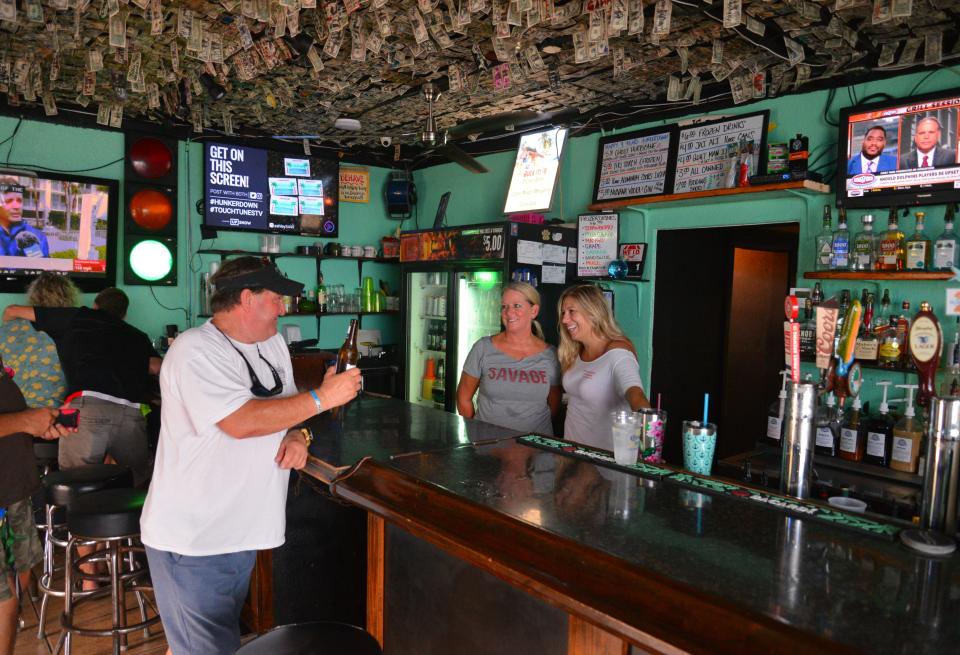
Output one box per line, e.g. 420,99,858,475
803,270,953,280
197,311,399,319
587,180,830,211
198,248,399,264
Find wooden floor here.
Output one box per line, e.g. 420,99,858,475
13,567,168,655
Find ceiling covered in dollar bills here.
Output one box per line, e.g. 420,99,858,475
0,0,958,168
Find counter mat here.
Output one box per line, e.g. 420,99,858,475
518,435,902,541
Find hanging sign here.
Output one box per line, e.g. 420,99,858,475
339,167,369,203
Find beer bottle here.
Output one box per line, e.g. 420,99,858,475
336,319,360,373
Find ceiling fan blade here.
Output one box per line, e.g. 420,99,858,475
438,143,488,174
446,110,540,138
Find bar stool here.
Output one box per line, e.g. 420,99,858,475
37,464,133,645
235,622,382,655
55,488,160,655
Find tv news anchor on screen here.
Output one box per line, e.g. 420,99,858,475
0,177,50,258
900,116,956,169
847,126,897,175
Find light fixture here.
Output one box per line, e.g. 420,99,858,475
539,37,566,55
199,73,226,101
334,117,362,131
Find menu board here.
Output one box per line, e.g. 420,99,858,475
577,213,619,277
592,126,678,203
673,111,769,194
503,127,568,214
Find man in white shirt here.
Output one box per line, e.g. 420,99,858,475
140,256,360,655
900,116,956,169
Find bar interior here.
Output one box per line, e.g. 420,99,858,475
1,2,960,654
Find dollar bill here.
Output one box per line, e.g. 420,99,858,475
41,92,57,116
712,38,723,64
350,30,366,61
147,81,160,108
612,47,624,78
106,0,119,16
784,36,804,65
0,0,17,22
109,12,127,48
689,74,702,103
323,30,342,58
126,50,141,82
191,106,203,134
408,7,429,43
573,28,587,63
652,0,671,36
506,0,521,25
729,73,750,104
588,7,603,40
88,50,103,72
628,0,643,35
26,0,43,23
677,46,689,73
898,36,921,64
872,0,891,24
794,63,810,89
745,15,764,35
924,31,942,66
877,41,897,66
723,0,741,28
222,110,234,136
448,63,463,91
288,8,300,36
890,0,911,17
82,70,96,95
367,29,383,53
666,75,680,101
96,103,110,125
610,0,627,32
187,16,204,52
109,103,123,128
524,44,545,71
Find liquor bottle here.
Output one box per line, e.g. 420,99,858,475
897,301,911,367
877,317,902,367
799,297,816,356
877,207,905,271
838,395,866,462
905,211,932,270
854,292,878,362
879,288,892,323
934,205,958,270
863,381,894,467
851,214,878,271
811,282,824,306
815,393,839,457
335,319,360,373
317,276,328,313
299,289,317,314
764,370,789,447
815,206,833,271
830,210,851,269
890,384,922,473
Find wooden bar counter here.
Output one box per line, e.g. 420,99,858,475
288,396,958,655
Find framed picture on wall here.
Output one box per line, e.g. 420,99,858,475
592,125,678,204
672,110,770,194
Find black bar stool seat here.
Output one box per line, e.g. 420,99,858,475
67,488,146,538
44,464,133,507
235,622,382,655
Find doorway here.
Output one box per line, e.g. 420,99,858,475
649,223,799,465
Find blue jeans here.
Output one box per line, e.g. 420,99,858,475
145,546,256,655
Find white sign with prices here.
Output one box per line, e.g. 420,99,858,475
577,213,619,277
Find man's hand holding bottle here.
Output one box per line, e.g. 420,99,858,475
316,365,362,412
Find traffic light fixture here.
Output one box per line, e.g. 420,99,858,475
124,134,178,285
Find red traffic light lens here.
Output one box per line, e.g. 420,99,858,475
129,189,173,231
130,137,173,179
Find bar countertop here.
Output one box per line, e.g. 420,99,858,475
303,396,959,655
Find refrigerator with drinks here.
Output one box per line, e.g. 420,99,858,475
400,221,578,412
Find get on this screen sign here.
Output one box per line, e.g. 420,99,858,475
205,143,269,230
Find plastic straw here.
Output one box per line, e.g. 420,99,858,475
657,392,661,412
702,393,709,425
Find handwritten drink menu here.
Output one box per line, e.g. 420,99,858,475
673,112,768,193
577,213,619,277
594,128,675,202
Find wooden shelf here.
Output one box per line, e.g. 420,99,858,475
587,180,830,211
800,354,915,374
803,271,953,280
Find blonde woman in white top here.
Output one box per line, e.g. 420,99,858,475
558,284,650,450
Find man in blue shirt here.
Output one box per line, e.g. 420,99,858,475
846,126,897,175
0,178,49,258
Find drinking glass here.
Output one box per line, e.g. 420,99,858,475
611,411,640,465
682,421,717,475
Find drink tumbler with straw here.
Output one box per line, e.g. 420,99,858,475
683,393,717,475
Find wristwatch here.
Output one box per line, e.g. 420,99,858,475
298,427,314,448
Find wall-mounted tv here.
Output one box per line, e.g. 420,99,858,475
837,89,960,209
0,171,118,293
203,141,339,236
503,127,568,215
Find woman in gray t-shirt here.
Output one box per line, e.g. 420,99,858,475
457,283,562,435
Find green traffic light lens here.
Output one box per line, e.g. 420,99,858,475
129,240,173,281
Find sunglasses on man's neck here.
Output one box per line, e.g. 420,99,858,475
213,325,283,397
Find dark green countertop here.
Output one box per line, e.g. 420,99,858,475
305,395,959,654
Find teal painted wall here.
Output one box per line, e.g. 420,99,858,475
415,65,960,413
0,118,401,349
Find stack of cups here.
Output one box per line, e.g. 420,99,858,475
361,277,377,312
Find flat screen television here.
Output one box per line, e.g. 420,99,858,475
837,89,960,209
203,141,339,236
503,127,569,214
0,171,118,293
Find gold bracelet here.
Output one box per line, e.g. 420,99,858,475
298,427,313,447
